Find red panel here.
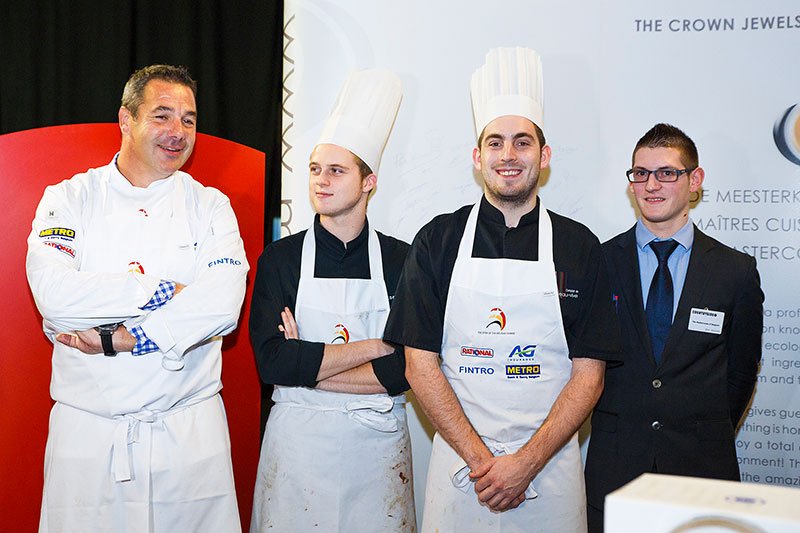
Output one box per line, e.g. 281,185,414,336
0,124,264,531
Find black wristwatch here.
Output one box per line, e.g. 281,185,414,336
95,322,123,356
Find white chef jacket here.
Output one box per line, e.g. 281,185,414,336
26,156,248,532
26,156,248,415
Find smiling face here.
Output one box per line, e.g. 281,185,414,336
630,146,704,238
473,115,551,214
308,143,375,225
117,79,197,186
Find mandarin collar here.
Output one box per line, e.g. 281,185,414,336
479,195,540,229
313,214,370,260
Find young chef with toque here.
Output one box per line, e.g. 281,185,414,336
383,47,620,532
250,69,415,532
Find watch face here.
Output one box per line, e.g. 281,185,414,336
97,323,121,334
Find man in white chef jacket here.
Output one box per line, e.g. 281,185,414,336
249,69,415,532
384,48,620,532
26,64,247,532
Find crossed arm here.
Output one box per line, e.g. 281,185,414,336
278,307,393,394
55,284,187,354
406,347,605,512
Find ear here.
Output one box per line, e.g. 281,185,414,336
539,144,552,169
472,147,482,171
362,172,377,193
689,166,705,192
118,107,132,135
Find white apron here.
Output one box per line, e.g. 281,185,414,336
421,203,585,533
40,168,240,533
251,225,415,532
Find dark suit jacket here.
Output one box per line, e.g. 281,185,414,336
585,224,763,514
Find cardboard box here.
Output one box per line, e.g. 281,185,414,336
606,473,800,532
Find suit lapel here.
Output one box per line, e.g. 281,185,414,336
661,226,714,362
611,226,653,362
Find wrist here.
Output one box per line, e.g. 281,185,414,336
114,326,137,352
516,444,542,479
94,322,124,356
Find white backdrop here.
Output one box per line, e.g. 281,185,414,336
279,0,800,518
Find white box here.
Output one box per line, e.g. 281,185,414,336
606,473,800,532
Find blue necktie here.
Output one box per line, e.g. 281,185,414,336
646,239,679,364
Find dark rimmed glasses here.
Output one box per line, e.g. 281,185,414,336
626,167,696,183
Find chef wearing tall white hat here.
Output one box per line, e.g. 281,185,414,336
249,68,415,532
384,47,620,531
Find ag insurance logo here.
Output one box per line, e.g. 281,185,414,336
774,103,800,165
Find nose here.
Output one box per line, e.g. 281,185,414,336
312,171,330,187
167,117,185,139
645,172,662,191
501,142,516,162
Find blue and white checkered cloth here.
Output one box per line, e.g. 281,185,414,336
130,325,159,355
139,280,177,311
130,279,176,355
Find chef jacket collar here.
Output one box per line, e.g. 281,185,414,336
313,214,370,262
479,195,541,230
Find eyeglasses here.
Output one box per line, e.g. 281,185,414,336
626,167,695,183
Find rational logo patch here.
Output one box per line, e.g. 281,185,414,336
460,346,494,358
43,241,75,258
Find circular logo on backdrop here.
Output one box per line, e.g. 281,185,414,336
773,104,800,166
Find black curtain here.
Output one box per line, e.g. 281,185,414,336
1,0,283,434
0,0,283,242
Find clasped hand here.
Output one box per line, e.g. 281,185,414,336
469,452,534,512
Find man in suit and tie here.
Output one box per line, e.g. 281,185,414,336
584,123,764,532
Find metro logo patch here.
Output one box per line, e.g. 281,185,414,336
43,241,75,258
39,227,75,240
460,346,494,358
506,364,541,379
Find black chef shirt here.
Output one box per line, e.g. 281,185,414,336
384,196,621,361
250,215,410,395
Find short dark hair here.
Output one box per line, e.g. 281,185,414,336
352,153,374,178
121,64,197,118
634,123,699,168
477,119,546,149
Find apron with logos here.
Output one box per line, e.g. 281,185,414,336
40,167,240,533
421,203,585,533
251,225,415,532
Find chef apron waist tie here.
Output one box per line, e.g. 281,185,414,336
344,396,398,433
111,403,192,482
449,435,539,499
278,394,401,433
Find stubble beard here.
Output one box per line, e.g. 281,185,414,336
484,171,539,211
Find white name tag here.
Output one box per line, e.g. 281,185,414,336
688,308,724,334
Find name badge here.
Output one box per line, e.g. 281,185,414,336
688,308,724,334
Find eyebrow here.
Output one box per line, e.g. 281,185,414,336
151,105,197,118
309,162,349,170
484,132,534,142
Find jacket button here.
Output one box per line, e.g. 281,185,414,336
652,379,662,389
651,421,662,430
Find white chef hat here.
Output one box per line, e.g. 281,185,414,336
316,69,403,174
471,47,544,139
